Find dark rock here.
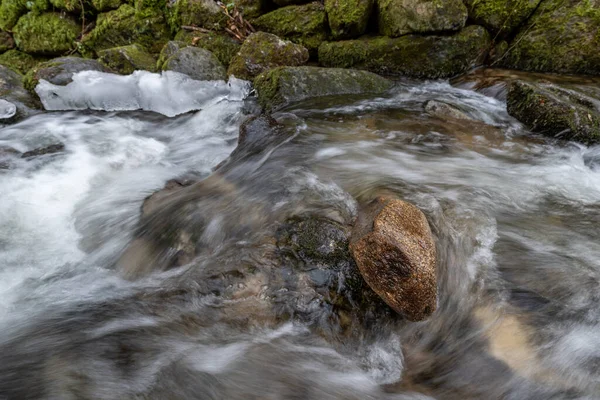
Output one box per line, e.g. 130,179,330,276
318,25,491,78
98,44,157,74
506,80,600,144
21,143,65,158
253,66,393,112
325,0,373,39
161,46,226,81
23,57,110,92
501,0,600,75
376,0,467,37
228,32,309,81
252,2,329,54
0,30,15,52
463,0,541,38
350,196,437,321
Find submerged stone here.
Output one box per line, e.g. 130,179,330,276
507,80,600,144
13,12,81,56
252,2,329,54
501,0,600,75
98,44,157,74
350,196,437,321
318,25,491,78
325,0,373,39
253,66,393,111
376,0,467,37
23,57,110,92
424,99,473,121
228,32,309,81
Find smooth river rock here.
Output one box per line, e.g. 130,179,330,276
350,196,437,321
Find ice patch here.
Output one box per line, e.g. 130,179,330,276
36,71,251,117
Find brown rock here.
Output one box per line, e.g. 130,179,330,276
350,196,437,321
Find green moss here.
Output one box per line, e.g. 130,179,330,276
318,25,492,78
252,2,329,54
165,0,226,34
502,0,600,74
464,0,541,37
174,30,241,66
49,0,87,12
13,12,81,56
0,0,28,31
0,49,40,74
325,0,373,39
81,4,170,56
98,43,157,74
231,0,264,19
91,0,123,11
227,31,308,80
377,0,467,37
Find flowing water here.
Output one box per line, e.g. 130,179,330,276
0,70,599,400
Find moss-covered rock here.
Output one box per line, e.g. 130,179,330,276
166,0,226,34
376,0,467,37
23,56,109,91
272,0,312,6
463,0,541,37
174,30,241,67
49,0,88,12
231,0,265,19
507,80,600,144
13,12,80,56
81,5,170,56
0,31,15,53
161,45,226,80
0,0,27,31
254,66,393,111
325,0,373,39
0,49,40,75
252,2,329,54
0,64,41,118
228,32,308,80
92,0,123,11
318,25,491,78
501,0,600,75
98,44,157,74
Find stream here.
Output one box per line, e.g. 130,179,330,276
0,70,599,400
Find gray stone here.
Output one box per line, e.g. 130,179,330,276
162,46,226,81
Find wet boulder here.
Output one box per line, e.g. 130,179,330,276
424,100,473,121
506,80,600,144
0,50,39,75
325,0,373,40
174,30,241,67
98,44,157,74
23,57,110,92
0,65,41,118
318,25,491,78
0,99,17,120
463,0,541,38
254,66,393,112
81,5,170,56
228,32,309,81
166,0,226,33
0,30,15,53
161,45,226,81
376,0,467,37
349,196,437,321
252,2,329,54
13,12,81,56
500,0,600,75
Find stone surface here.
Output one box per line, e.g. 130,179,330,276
0,31,15,53
424,99,472,120
166,0,226,33
228,32,309,80
253,66,393,111
0,98,16,120
325,0,373,39
98,44,157,74
377,0,467,37
463,0,541,37
161,45,226,81
507,80,600,144
252,2,329,54
318,25,491,78
0,50,38,75
175,30,241,67
81,5,170,56
350,196,437,321
501,0,600,75
0,65,41,118
23,57,110,91
13,12,81,56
